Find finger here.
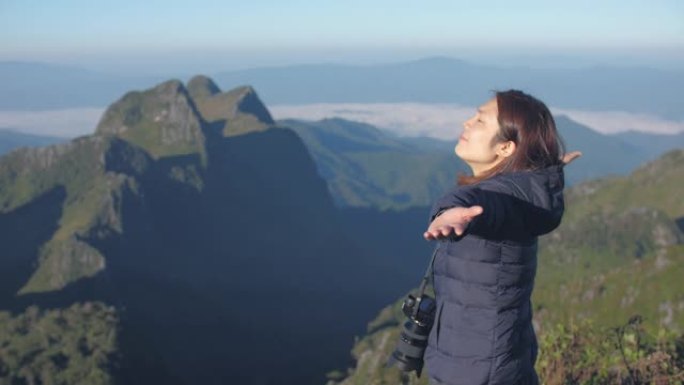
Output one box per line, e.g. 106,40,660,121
464,205,483,218
562,151,582,165
439,226,453,237
453,223,466,236
424,229,441,240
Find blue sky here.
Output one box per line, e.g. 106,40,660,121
1,0,683,73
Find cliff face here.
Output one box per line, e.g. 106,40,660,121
0,78,394,385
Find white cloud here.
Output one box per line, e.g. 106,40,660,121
271,103,474,140
551,108,684,135
0,108,105,138
2,104,683,140
272,103,684,138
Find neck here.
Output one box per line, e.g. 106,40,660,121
468,159,502,177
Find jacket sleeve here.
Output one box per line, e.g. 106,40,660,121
430,184,527,239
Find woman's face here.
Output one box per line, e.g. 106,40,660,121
455,98,513,175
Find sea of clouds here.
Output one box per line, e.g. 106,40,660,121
271,103,684,140
1,104,683,139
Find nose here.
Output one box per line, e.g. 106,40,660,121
463,116,474,130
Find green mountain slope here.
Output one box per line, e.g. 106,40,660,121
329,150,684,384
283,118,465,209
0,135,149,295
534,149,684,329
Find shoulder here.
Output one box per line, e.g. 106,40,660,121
480,165,564,199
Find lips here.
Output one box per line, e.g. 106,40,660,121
459,135,468,142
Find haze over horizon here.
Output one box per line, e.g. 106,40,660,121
2,0,682,74
1,1,682,138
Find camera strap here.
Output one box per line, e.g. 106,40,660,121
412,243,440,318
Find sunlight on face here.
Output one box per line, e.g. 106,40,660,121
454,98,511,176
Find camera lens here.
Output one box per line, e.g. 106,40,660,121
388,318,432,375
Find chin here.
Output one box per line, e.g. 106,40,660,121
454,145,466,159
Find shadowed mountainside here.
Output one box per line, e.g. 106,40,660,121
0,77,414,385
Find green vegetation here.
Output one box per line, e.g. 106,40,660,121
325,296,429,385
0,302,119,385
0,76,278,294
191,84,274,137
562,149,684,222
534,150,684,332
537,318,684,384
96,81,206,159
0,138,117,293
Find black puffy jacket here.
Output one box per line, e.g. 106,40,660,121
425,165,565,385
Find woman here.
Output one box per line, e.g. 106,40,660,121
422,90,579,385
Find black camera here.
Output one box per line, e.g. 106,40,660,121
387,293,436,377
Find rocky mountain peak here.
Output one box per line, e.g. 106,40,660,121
94,79,205,158
188,80,274,137
228,85,274,124
187,75,221,100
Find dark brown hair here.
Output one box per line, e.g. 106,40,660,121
458,89,565,185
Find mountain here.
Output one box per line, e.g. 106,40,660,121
0,78,404,385
553,115,650,184
613,130,684,160
283,118,466,209
326,150,684,384
0,129,66,155
2,59,683,120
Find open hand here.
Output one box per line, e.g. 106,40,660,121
423,206,483,240
562,151,582,165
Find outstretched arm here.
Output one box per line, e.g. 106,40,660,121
423,151,581,241
423,206,483,240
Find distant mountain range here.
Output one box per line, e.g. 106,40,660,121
2,58,683,120
0,61,164,110
0,129,66,155
612,130,684,159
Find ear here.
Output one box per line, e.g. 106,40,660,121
496,140,516,158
